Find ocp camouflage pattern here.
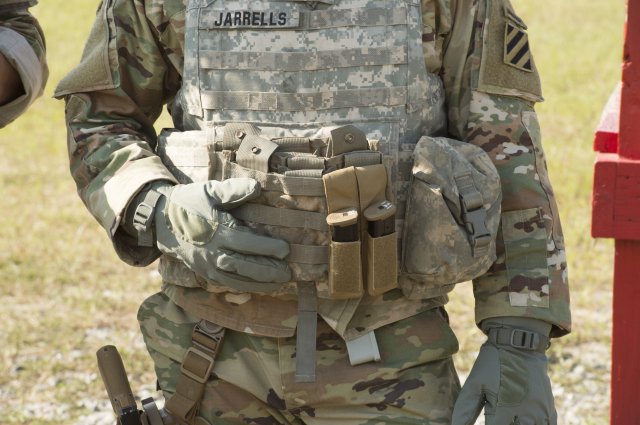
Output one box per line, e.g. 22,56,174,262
57,0,571,419
139,292,461,424
56,0,570,335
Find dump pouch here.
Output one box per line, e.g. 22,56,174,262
399,136,501,299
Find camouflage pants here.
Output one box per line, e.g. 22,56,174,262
138,292,461,425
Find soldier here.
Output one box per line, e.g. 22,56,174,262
56,0,571,424
0,0,47,127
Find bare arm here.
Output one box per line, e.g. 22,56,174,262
0,51,25,105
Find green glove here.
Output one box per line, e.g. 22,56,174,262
150,178,291,291
451,317,557,425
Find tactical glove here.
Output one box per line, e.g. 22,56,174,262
131,179,292,291
451,317,557,425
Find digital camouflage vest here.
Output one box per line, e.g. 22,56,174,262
156,0,499,305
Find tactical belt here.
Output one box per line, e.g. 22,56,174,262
165,320,225,424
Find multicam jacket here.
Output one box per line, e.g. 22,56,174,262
0,0,47,127
56,0,571,340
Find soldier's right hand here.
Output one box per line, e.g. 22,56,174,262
153,179,292,291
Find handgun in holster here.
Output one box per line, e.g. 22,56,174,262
97,345,175,425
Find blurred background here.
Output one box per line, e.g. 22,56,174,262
0,1,624,424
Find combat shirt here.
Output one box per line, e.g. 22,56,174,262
56,0,571,339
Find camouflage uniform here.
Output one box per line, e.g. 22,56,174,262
56,0,571,423
0,0,47,127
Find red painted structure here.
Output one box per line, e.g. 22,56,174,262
591,2,640,423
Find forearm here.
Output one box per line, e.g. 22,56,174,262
441,0,570,336
466,93,570,335
64,90,177,265
56,0,184,264
0,51,24,104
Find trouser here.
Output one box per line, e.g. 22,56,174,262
138,292,461,425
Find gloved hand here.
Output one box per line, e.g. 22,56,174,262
451,317,557,425
149,178,292,291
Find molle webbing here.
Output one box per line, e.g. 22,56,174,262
218,126,385,275
199,46,407,71
285,155,325,171
201,87,408,112
223,160,326,196
231,203,331,265
284,169,324,178
289,0,337,5
233,203,328,232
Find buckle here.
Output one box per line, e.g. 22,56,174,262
181,347,215,384
509,329,540,351
192,320,225,350
462,206,490,241
132,202,154,231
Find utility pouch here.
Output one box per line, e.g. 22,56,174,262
323,167,363,299
400,136,502,299
355,165,398,297
364,230,397,296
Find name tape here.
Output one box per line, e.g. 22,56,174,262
201,10,301,29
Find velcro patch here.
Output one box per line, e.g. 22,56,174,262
504,23,533,72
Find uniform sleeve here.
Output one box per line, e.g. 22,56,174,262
54,0,181,266
0,0,48,127
439,0,571,337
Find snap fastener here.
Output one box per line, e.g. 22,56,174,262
251,146,261,154
235,130,246,140
344,133,354,143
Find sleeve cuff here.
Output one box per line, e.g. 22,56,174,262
0,26,47,126
473,273,572,338
85,155,177,237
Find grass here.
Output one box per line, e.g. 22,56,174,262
0,1,625,424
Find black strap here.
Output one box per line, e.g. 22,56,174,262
132,188,162,247
487,327,550,353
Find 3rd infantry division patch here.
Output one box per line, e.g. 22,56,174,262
504,22,533,72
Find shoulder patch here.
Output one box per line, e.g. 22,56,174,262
504,22,533,73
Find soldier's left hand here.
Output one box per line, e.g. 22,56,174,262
451,317,557,425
